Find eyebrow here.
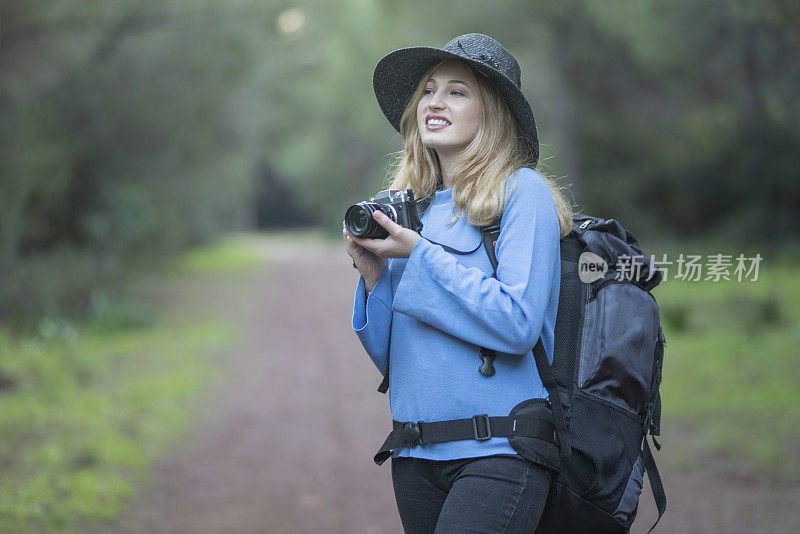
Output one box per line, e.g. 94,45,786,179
426,78,472,88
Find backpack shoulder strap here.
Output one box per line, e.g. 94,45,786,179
481,223,501,278
532,339,571,456
479,224,572,456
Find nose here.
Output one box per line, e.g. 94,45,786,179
427,89,446,110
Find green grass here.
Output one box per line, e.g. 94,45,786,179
0,320,231,533
175,235,268,274
0,234,278,533
654,260,800,474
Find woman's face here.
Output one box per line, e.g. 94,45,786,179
416,61,482,158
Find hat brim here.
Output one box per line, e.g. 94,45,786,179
372,46,538,162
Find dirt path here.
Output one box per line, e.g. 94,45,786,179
99,235,799,534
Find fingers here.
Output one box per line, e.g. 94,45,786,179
342,223,352,246
344,212,418,260
372,210,401,236
350,236,381,256
344,213,403,258
343,222,360,247
343,222,361,260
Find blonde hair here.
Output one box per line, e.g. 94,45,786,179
387,60,573,238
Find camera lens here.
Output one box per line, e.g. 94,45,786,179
354,209,370,231
344,203,391,239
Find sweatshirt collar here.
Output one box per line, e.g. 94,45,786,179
432,188,453,203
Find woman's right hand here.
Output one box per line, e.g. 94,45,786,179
343,222,387,292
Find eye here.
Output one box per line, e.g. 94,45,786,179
450,90,464,96
422,88,435,95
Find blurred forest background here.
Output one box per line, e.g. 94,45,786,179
3,0,799,325
2,1,800,532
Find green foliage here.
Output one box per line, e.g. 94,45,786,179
1,0,273,323
176,235,267,274
525,0,800,243
0,318,230,533
87,293,157,332
656,260,800,475
2,0,798,323
661,302,691,333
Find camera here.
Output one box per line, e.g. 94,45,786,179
344,189,423,239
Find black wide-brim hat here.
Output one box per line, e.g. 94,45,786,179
373,33,539,164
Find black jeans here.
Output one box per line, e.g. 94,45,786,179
391,455,551,534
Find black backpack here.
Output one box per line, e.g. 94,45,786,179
373,210,667,532
479,213,667,533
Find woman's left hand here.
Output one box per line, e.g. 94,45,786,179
348,210,422,259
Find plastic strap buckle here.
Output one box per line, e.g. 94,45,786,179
402,422,423,447
472,414,492,441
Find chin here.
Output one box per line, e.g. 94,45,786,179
420,136,448,151
425,143,457,154
422,142,445,153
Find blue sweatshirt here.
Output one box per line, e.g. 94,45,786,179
351,167,561,461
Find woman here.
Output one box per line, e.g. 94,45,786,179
343,34,573,533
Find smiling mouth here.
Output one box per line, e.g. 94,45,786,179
426,117,451,129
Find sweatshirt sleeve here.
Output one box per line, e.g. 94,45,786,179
392,170,560,355
352,263,393,374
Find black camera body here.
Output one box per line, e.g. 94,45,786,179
344,189,423,239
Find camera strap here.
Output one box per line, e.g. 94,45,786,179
416,195,433,215
423,238,484,256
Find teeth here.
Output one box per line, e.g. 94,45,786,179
427,118,449,126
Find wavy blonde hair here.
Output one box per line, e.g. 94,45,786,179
388,60,573,238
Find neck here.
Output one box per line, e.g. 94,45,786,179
437,152,460,190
